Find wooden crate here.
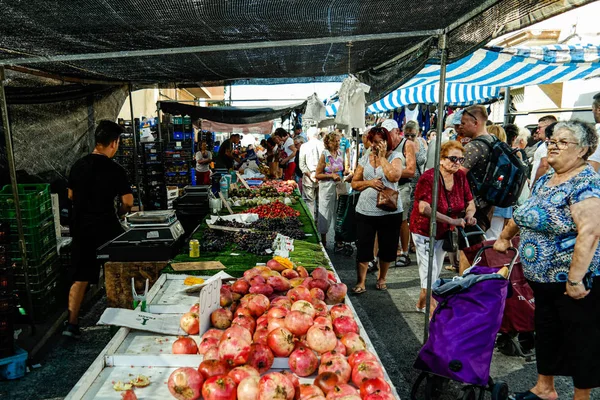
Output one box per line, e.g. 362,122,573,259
104,262,168,309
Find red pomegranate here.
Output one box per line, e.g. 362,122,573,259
267,317,287,334
232,315,256,335
231,279,251,295
237,376,260,400
288,346,319,377
287,286,312,302
340,332,366,355
325,383,358,399
318,354,351,383
326,283,348,304
291,300,316,319
332,316,359,338
359,377,392,398
227,365,260,385
246,343,274,374
267,327,295,357
201,375,237,400
270,296,292,309
351,361,384,388
202,328,225,342
210,308,233,330
204,346,219,361
258,372,295,400
329,304,353,320
310,287,326,301
333,340,347,356
221,325,252,344
267,275,292,292
172,336,198,354
297,384,324,400
311,267,329,280
297,266,309,278
247,294,270,317
267,306,290,319
252,326,269,345
168,367,204,400
218,336,252,367
281,269,300,280
348,350,378,369
313,316,333,329
198,359,231,379
220,286,234,307
180,312,200,335
198,337,219,355
284,310,314,336
308,278,330,293
189,303,200,313
306,325,337,354
313,372,339,394
233,307,253,319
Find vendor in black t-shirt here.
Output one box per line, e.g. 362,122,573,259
216,133,241,170
63,120,133,339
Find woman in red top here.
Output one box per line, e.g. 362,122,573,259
410,141,477,314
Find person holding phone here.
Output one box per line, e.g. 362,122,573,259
494,120,600,400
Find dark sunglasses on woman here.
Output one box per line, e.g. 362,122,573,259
445,156,465,164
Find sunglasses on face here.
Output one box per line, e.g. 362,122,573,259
444,156,465,164
405,134,416,138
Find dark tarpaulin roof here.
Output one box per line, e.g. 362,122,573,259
0,0,595,102
159,101,307,125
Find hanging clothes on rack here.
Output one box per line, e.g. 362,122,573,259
335,75,370,129
304,93,327,122
393,108,405,129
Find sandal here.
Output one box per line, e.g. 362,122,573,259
352,286,366,294
395,254,411,267
375,281,387,291
444,265,459,272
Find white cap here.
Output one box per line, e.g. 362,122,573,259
307,127,319,138
381,119,398,131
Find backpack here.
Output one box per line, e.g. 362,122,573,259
468,135,528,208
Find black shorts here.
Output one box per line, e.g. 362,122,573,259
71,222,123,284
529,279,600,389
356,212,402,263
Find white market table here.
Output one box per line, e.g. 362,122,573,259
66,246,401,399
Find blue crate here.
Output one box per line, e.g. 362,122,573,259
0,346,27,380
172,131,184,140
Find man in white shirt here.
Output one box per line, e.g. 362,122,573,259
587,93,600,172
299,127,324,217
530,115,557,187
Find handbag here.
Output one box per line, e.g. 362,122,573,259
440,176,458,252
376,187,399,212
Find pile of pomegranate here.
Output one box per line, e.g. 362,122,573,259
168,265,393,399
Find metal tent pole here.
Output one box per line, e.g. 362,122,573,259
128,84,142,209
0,67,35,322
424,34,448,342
503,87,511,125
156,102,162,141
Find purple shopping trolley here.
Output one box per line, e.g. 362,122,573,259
411,246,519,400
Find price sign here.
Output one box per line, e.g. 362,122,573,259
198,277,222,334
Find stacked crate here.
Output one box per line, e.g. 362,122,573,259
0,184,60,323
0,222,14,358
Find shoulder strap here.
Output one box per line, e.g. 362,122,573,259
471,134,497,150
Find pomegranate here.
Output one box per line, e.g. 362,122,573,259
232,279,251,295
270,296,292,309
256,314,269,327
121,389,137,400
168,367,204,400
250,283,274,297
297,384,324,400
314,372,339,394
267,317,287,333
222,325,252,344
233,307,253,319
311,299,328,317
180,312,200,335
237,376,260,400
340,332,366,355
289,277,305,288
297,266,309,278
267,258,286,272
310,288,326,301
330,304,353,320
247,294,270,317
291,300,316,319
299,277,313,288
220,286,234,307
309,278,330,293
258,372,295,400
232,315,256,334
280,371,300,396
306,325,337,354
253,326,269,345
246,343,274,374
327,271,337,282
321,350,344,365
282,269,300,279
198,338,219,355
172,336,199,354
249,275,266,287
189,303,200,313
287,286,312,302
288,346,319,377
227,365,260,385
364,393,395,400
325,384,359,399
267,306,289,319
198,359,231,379
211,308,233,330
268,275,292,292
231,292,242,302
204,346,219,361
332,316,359,338
334,340,347,356
348,350,378,368
202,329,225,342
351,361,384,387
311,267,328,280
313,316,333,329
284,310,314,336
267,327,295,357
202,375,237,400
218,337,252,367
326,283,347,304
318,355,351,383
243,268,262,281
359,377,392,398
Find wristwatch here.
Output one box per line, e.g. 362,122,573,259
567,279,582,286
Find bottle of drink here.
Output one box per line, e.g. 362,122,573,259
494,175,504,189
220,176,229,200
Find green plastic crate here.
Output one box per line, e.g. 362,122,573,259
9,219,57,263
0,198,53,226
0,184,50,210
16,274,62,323
14,250,59,289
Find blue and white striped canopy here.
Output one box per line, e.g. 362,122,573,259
325,44,600,116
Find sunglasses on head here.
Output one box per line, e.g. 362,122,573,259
463,109,477,121
445,155,465,164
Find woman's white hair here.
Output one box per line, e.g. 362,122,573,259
555,120,598,159
515,128,530,147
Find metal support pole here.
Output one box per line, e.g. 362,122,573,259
128,84,142,209
424,34,448,342
503,86,511,125
0,67,35,322
156,102,162,141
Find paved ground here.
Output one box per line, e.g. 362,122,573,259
0,245,597,399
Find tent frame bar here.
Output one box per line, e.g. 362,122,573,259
424,33,448,341
0,30,443,67
0,66,36,322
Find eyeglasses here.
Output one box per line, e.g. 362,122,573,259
444,156,465,164
405,134,416,138
462,109,477,122
546,139,579,150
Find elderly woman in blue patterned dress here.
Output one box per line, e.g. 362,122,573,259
494,120,600,400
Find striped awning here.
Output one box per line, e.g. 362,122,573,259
326,44,600,116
